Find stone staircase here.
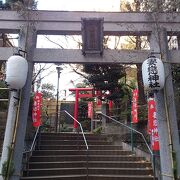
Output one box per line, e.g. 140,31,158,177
21,133,156,180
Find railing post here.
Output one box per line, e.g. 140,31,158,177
86,149,89,180
101,103,107,133
152,153,156,180
37,126,41,150
130,121,134,152
77,125,80,150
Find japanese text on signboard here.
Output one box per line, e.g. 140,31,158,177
88,102,93,119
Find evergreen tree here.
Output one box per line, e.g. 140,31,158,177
83,64,131,106
41,83,55,100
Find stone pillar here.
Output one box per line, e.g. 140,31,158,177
10,24,37,180
149,28,177,180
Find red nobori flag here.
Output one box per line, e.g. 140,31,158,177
149,99,159,151
109,100,113,110
148,98,156,134
88,102,93,119
131,89,138,123
32,92,42,127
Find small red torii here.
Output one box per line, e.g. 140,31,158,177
69,88,113,129
69,88,94,129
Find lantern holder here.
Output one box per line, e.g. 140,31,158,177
14,49,27,57
148,52,161,58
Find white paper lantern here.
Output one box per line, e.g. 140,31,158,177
5,55,28,90
142,57,165,91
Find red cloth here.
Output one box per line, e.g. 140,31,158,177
32,92,42,127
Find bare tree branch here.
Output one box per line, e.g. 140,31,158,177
128,36,136,44
68,64,88,80
44,35,65,49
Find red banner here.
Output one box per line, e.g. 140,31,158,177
88,102,93,119
148,98,155,134
148,98,159,151
32,92,42,127
109,100,113,109
131,89,138,123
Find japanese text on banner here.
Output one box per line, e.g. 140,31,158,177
32,92,42,127
148,98,159,151
131,89,138,123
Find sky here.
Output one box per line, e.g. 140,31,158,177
37,0,121,11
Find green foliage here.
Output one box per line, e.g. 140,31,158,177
121,0,180,12
83,64,130,102
78,101,88,119
5,0,37,10
172,151,177,179
2,146,15,180
60,124,72,132
80,119,91,131
93,126,102,134
142,0,180,12
138,105,148,121
41,83,55,100
41,119,51,132
2,161,14,180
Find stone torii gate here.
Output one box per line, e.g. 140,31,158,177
0,10,180,180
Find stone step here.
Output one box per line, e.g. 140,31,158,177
40,135,107,141
32,150,132,156
38,145,122,150
28,161,152,169
41,133,104,137
21,174,156,180
21,133,156,180
23,167,153,177
30,155,144,162
40,140,112,145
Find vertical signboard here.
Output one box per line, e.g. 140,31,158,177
32,92,42,127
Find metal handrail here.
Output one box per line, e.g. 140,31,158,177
61,110,89,151
23,126,41,174
24,125,41,153
61,110,89,180
100,113,156,179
